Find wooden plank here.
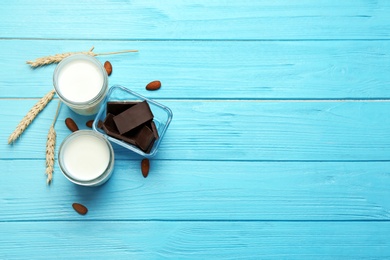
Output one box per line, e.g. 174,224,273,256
1,40,390,99
2,100,390,161
1,160,390,221
0,221,389,259
1,1,390,40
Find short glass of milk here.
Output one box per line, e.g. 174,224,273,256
58,130,115,186
53,54,108,115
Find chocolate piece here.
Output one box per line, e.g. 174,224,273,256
106,101,139,115
102,101,159,153
102,114,122,139
134,125,156,153
102,113,137,145
113,101,154,135
149,120,159,140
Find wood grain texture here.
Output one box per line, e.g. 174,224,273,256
1,0,390,258
0,221,389,259
1,40,390,99
1,160,390,221
0,1,389,40
2,99,390,161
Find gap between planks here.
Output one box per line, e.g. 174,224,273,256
2,158,390,163
2,38,390,42
2,97,390,102
2,219,390,223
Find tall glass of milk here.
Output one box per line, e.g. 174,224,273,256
58,130,115,186
53,54,108,115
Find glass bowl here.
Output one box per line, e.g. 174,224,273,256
92,85,173,158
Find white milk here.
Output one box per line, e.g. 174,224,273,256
61,132,112,182
53,54,108,115
57,59,104,103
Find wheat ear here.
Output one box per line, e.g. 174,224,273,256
8,89,56,144
26,46,138,67
46,100,61,185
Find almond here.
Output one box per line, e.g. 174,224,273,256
86,120,94,128
104,61,112,76
72,203,88,215
146,80,161,91
65,118,79,132
141,158,150,178
97,120,104,129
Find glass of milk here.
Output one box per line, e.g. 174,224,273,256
58,130,115,186
53,54,108,115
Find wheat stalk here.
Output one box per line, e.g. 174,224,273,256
45,100,61,185
8,89,56,144
26,46,138,68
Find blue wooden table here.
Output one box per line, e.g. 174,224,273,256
1,1,390,259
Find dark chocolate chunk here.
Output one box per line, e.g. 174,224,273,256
106,101,139,116
113,101,154,135
102,113,137,145
102,113,122,139
134,125,156,153
101,101,159,153
149,120,159,140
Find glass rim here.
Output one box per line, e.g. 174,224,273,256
58,130,114,186
53,54,108,106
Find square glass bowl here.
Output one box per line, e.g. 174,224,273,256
92,85,173,158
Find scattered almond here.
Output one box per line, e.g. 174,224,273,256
65,118,79,132
72,203,88,215
97,120,104,129
146,80,161,91
104,61,112,76
141,158,150,178
86,120,94,128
